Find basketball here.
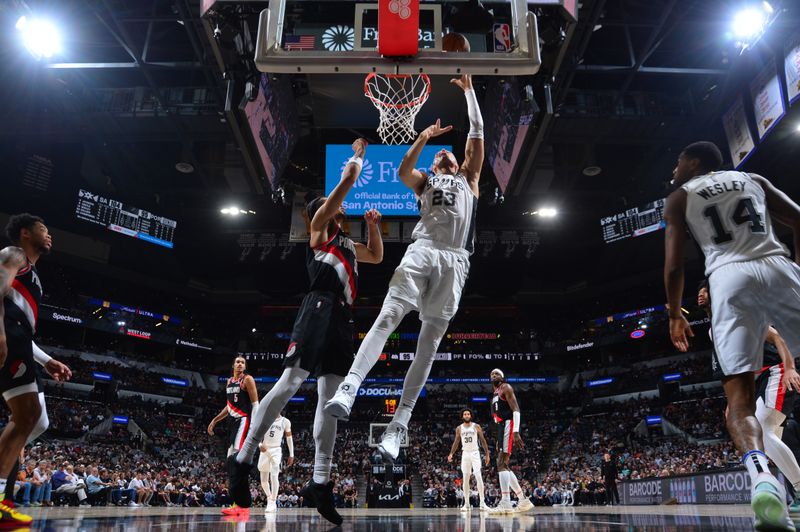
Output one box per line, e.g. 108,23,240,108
442,32,470,52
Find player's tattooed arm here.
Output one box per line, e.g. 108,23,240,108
448,425,461,462
400,120,453,196
355,209,383,264
663,188,693,352
750,173,800,265
452,75,484,194
0,246,27,366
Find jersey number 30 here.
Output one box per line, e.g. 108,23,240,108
432,190,456,206
702,198,765,245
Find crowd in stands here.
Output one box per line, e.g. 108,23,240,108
578,355,713,397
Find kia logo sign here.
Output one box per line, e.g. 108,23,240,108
630,329,646,339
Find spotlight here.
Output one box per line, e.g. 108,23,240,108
220,206,254,216
732,7,765,38
251,327,257,333
796,124,800,133
537,207,558,218
117,321,126,326
16,16,62,60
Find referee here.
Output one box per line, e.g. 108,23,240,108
601,453,620,506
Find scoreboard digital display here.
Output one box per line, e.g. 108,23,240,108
600,198,666,244
75,189,176,248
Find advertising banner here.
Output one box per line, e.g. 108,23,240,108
620,468,757,505
722,95,756,169
749,59,786,140
785,31,800,105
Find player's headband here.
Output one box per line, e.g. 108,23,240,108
492,368,504,379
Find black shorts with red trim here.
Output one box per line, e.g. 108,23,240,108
496,419,515,456
227,415,251,452
757,363,798,415
283,290,354,378
0,318,38,402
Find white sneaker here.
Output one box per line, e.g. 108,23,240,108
460,504,470,512
479,503,490,512
129,501,140,507
377,424,406,462
266,500,277,513
324,382,358,421
489,499,514,514
515,497,534,513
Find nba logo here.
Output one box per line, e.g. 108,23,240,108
493,23,511,52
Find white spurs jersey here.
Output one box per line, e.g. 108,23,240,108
682,171,788,276
262,416,291,449
412,172,478,254
460,423,479,453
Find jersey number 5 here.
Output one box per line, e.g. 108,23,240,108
702,198,765,245
432,190,456,206
268,430,275,438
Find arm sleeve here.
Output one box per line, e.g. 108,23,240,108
286,436,294,457
32,341,52,366
464,89,484,140
512,411,520,433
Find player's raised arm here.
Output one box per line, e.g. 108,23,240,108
750,174,800,266
310,138,368,234
448,425,461,462
399,120,453,196
355,209,383,264
0,246,28,366
452,75,484,195
663,188,693,352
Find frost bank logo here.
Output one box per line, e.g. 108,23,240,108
341,158,374,188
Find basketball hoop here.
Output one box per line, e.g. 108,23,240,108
364,73,431,145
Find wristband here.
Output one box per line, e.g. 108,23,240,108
347,156,364,168
512,411,520,433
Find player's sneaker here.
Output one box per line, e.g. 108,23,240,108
515,497,534,513
0,499,33,528
460,504,470,512
489,499,515,515
378,423,406,463
300,480,343,526
324,382,358,421
221,503,250,517
265,500,277,513
479,502,490,512
789,496,800,515
752,474,794,532
226,455,253,509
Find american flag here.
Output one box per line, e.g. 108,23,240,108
284,35,315,51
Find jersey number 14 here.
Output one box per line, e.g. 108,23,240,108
702,197,765,245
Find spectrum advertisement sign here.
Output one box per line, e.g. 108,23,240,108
325,144,452,217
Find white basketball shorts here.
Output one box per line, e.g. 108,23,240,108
709,255,800,376
257,447,282,472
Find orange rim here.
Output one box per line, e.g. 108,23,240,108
364,73,431,109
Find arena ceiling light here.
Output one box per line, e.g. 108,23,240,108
220,206,256,216
535,207,558,218
16,16,62,60
732,8,766,38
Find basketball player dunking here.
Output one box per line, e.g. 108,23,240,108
489,369,533,514
207,356,258,516
665,141,800,531
229,138,384,526
448,408,490,512
325,75,483,463
258,411,293,513
699,280,800,514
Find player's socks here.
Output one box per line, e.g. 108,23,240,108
507,470,524,498
743,450,772,485
313,375,340,484
499,471,511,503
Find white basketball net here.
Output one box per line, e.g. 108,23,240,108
364,73,431,145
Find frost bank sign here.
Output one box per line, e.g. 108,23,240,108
325,144,451,217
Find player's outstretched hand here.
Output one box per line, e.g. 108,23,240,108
422,119,453,140
45,359,72,382
784,367,800,393
669,315,693,352
364,209,382,226
513,433,524,450
447,454,453,463
450,74,473,91
352,138,368,157
207,422,215,436
287,456,294,467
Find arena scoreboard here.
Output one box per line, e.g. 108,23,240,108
600,198,665,244
75,189,176,248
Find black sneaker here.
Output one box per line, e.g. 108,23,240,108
226,455,253,508
300,481,343,526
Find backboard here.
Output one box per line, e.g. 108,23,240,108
254,0,541,75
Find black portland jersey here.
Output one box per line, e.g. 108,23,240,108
308,228,358,306
492,385,513,423
226,375,251,418
3,258,42,334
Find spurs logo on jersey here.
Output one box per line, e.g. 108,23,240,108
412,173,478,254
460,423,479,452
226,375,251,418
3,259,42,333
309,228,358,305
681,171,788,276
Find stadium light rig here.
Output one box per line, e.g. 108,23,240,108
220,206,256,216
16,16,62,60
524,207,558,218
730,2,778,53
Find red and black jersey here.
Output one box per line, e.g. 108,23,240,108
491,385,513,423
226,374,251,419
3,258,42,334
308,228,358,306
